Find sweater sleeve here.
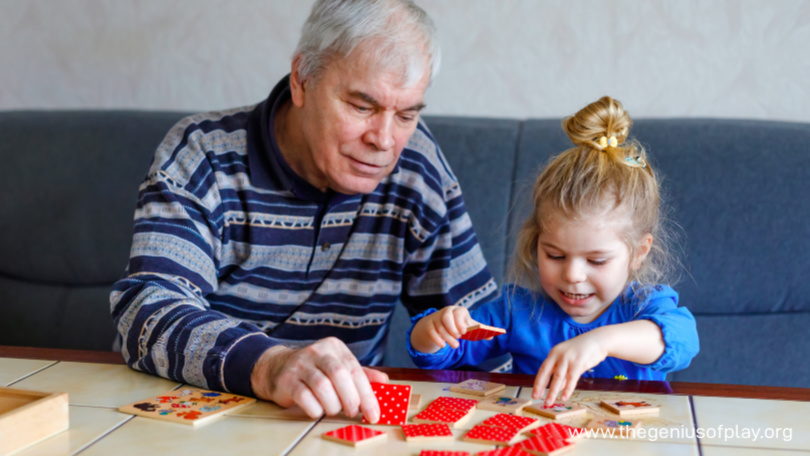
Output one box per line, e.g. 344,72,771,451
110,118,275,396
632,285,700,373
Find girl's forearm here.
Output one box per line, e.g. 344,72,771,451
594,320,665,365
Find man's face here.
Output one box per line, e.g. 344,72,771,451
289,47,430,195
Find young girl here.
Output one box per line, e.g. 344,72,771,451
408,96,699,406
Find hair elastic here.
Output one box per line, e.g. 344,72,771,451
598,136,618,148
625,155,647,167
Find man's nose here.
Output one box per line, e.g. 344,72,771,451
365,114,395,151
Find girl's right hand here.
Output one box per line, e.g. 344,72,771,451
410,306,477,354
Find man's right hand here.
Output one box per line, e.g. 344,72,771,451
250,337,388,422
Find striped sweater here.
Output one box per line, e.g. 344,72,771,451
110,77,497,396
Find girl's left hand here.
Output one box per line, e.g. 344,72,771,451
531,331,608,406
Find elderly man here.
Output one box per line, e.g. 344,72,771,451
111,0,496,423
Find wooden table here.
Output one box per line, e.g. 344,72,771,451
1,346,808,455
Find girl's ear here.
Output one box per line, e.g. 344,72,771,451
631,234,654,271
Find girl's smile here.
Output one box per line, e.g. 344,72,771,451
536,207,651,324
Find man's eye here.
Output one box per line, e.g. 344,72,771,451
353,104,371,113
398,114,416,123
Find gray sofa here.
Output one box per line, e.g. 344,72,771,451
2,110,808,388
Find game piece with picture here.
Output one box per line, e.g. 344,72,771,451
401,423,454,442
600,397,660,416
449,379,506,397
361,382,411,425
524,401,587,420
459,323,507,341
321,424,387,447
118,387,255,427
585,415,642,433
477,395,532,414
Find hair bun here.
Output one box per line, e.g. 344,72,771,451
562,96,633,151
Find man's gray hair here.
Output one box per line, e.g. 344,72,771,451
295,0,441,87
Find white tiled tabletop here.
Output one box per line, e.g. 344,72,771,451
2,356,809,456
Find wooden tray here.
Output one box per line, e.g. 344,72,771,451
0,386,69,455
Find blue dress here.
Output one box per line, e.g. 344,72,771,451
407,284,700,380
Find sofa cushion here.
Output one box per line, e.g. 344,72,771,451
0,110,190,285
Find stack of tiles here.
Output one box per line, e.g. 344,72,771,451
464,420,584,456
412,396,478,429
462,413,541,446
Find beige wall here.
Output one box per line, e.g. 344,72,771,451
2,0,809,121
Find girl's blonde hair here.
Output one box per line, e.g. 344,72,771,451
511,96,677,293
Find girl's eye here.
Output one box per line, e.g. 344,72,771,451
546,253,564,261
589,259,608,266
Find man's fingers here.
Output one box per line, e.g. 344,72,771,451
363,367,389,384
320,356,362,418
289,380,324,419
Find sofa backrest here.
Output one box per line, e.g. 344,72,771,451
508,118,810,387
0,110,190,350
1,110,808,388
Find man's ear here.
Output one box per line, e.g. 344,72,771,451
289,54,306,108
631,233,654,271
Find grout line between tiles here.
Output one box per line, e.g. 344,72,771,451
5,360,60,387
689,395,704,456
72,414,136,455
280,415,324,456
699,443,810,454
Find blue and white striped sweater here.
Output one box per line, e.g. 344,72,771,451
111,78,496,396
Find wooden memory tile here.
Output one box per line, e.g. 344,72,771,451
419,451,471,456
321,424,387,447
475,448,536,456
412,406,474,428
477,395,532,414
524,401,587,420
449,379,506,397
512,435,576,456
410,393,422,410
118,387,255,426
481,413,541,433
429,396,479,412
462,424,524,446
361,382,411,425
526,422,585,441
459,323,506,341
584,415,642,434
600,397,660,416
401,423,454,442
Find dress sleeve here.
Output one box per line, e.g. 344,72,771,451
110,120,274,396
632,285,700,373
406,291,511,370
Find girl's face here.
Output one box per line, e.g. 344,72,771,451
536,210,651,324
